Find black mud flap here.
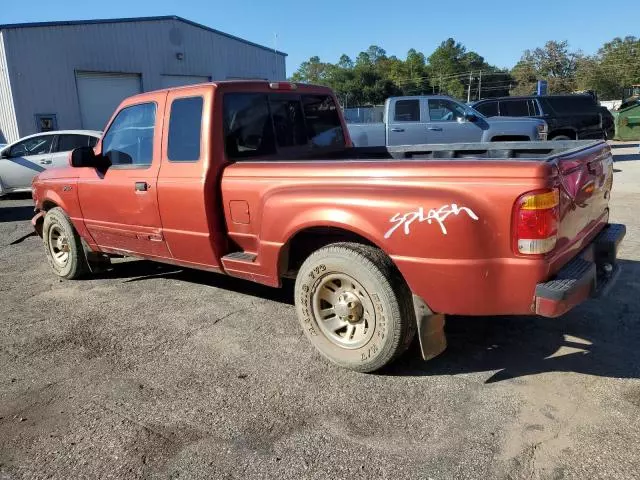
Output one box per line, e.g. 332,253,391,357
412,295,447,361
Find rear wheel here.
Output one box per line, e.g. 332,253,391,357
42,207,90,279
294,243,415,372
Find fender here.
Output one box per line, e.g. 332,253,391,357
39,186,99,250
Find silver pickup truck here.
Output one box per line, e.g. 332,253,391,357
347,95,548,146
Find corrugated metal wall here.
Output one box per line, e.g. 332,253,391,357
0,32,19,143
2,18,286,140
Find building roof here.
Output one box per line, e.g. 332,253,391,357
0,15,287,56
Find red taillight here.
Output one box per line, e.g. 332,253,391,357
269,82,297,90
513,189,559,255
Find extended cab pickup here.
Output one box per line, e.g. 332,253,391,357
347,95,548,147
31,81,624,373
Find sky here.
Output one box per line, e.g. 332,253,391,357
2,0,637,77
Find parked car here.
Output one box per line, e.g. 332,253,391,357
0,130,101,196
31,81,624,373
473,95,605,141
347,95,548,147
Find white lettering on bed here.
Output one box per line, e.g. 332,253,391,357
384,204,479,239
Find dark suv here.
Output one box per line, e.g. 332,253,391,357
472,95,605,141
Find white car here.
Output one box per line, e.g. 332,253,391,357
0,130,101,195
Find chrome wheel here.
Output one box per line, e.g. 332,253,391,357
48,225,70,267
312,273,376,349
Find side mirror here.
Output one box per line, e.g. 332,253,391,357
70,146,96,167
0,149,9,159
465,112,478,122
70,146,110,169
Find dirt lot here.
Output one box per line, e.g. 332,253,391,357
1,142,639,480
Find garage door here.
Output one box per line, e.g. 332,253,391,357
160,75,210,89
76,72,142,131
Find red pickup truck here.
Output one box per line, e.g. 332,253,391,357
31,81,625,372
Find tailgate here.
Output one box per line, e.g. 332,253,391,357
553,141,613,266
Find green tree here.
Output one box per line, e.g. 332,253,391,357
579,36,640,100
511,40,578,94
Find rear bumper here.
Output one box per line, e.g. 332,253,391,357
534,223,625,317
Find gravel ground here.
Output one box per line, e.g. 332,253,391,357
1,142,639,479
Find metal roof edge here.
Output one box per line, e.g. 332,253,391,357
0,15,287,56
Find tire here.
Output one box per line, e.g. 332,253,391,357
551,135,572,141
42,207,90,279
294,242,416,373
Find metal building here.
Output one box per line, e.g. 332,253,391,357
0,16,287,143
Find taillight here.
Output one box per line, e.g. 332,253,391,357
513,189,559,255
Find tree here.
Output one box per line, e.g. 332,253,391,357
289,56,331,84
578,36,640,100
511,40,578,94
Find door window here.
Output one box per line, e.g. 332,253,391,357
8,135,54,157
428,99,466,121
168,97,203,162
56,134,92,152
394,100,420,122
474,101,499,117
102,103,156,167
499,100,530,117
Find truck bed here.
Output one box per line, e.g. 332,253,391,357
321,140,606,162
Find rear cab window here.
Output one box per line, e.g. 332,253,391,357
168,96,203,162
223,92,345,160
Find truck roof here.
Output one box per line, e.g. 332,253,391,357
127,80,334,98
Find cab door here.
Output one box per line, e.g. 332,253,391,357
425,98,483,143
386,98,428,145
77,94,171,258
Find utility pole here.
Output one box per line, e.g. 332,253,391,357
467,72,473,103
478,71,482,100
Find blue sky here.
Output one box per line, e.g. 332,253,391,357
2,0,637,76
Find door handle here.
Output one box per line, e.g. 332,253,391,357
135,181,149,192
39,160,52,165
428,127,443,132
390,128,405,132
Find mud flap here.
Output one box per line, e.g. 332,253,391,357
412,294,447,361
81,239,111,274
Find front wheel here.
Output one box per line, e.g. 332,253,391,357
551,135,572,141
294,243,415,372
42,207,90,279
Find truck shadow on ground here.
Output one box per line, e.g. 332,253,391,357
0,205,34,223
95,259,296,305
385,258,640,383
98,258,640,383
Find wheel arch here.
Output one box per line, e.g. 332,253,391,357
278,224,388,278
549,128,578,140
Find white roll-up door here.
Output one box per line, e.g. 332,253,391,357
76,72,142,131
160,75,210,88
